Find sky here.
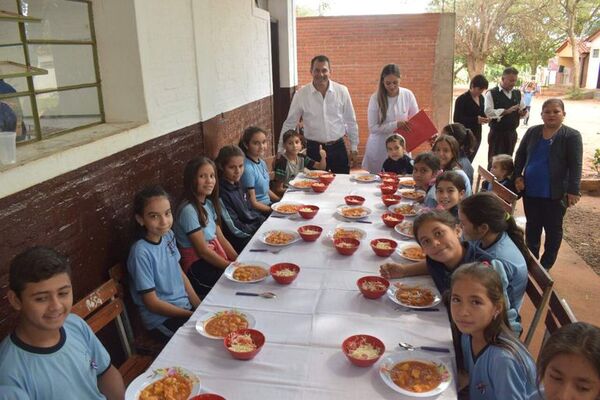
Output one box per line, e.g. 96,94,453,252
296,0,432,16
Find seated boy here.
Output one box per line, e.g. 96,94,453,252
0,246,125,399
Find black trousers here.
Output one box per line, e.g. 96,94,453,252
186,258,225,298
523,196,566,269
487,127,517,168
306,138,350,174
468,125,482,162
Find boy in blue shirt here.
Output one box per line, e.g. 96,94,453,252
0,246,124,399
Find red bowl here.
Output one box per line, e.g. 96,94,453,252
342,334,386,367
297,225,323,241
381,194,402,207
379,184,398,195
318,173,336,184
191,395,226,400
298,205,319,219
381,212,404,228
224,329,265,360
344,195,366,206
370,238,398,257
270,263,300,284
311,182,328,193
356,276,390,299
382,177,399,186
378,171,398,180
334,237,360,256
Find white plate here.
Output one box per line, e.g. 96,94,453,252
399,189,426,201
336,205,372,219
271,201,302,215
301,170,328,180
394,221,415,239
259,229,301,246
396,242,426,262
125,366,201,400
288,179,315,190
379,351,452,397
327,225,367,241
195,310,256,339
387,283,442,309
350,173,380,183
224,261,270,283
398,177,416,187
388,203,418,217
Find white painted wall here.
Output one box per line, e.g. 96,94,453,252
585,37,600,89
269,0,298,88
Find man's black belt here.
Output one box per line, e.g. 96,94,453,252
307,137,344,147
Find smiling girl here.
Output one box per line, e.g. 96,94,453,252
435,171,466,218
432,134,472,196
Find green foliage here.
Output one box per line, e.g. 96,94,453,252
593,149,600,176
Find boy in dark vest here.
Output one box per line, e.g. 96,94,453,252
484,67,527,168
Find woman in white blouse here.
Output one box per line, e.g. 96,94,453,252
361,64,419,173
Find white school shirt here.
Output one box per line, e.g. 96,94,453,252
484,86,526,121
279,80,359,152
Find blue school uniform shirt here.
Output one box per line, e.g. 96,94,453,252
423,184,437,208
174,200,218,247
0,314,110,400
127,230,191,330
524,138,552,198
241,156,271,205
462,333,536,400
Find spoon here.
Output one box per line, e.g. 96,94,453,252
235,291,277,299
398,341,449,353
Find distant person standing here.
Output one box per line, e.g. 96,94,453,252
279,55,359,174
485,67,527,167
521,77,540,126
453,74,490,162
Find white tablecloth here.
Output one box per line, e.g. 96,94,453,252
147,174,458,399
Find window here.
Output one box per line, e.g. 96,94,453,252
593,49,599,58
0,0,104,144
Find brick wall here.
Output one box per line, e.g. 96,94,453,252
296,14,454,158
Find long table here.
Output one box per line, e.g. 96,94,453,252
144,174,457,399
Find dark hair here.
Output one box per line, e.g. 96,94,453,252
281,129,304,147
542,98,565,112
310,55,330,70
238,126,267,156
133,185,171,238
432,134,461,170
385,133,406,148
491,154,514,177
503,67,519,76
442,123,477,159
436,170,466,193
459,192,534,267
9,246,71,297
470,74,489,90
537,322,600,387
412,209,458,245
377,64,401,125
181,157,222,227
413,152,441,172
215,145,245,176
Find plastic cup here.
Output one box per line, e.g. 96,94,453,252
0,131,16,165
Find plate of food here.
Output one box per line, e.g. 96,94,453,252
336,205,372,219
195,310,256,339
327,226,367,241
396,242,426,261
259,229,300,246
399,177,416,187
350,173,380,183
379,351,452,397
271,202,302,215
288,179,315,190
224,262,270,283
388,203,419,217
394,220,415,239
301,170,328,179
399,189,426,202
387,282,441,309
125,366,201,400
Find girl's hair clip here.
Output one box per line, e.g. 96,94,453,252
505,212,511,221
481,260,491,267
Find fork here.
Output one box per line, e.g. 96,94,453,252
249,248,282,254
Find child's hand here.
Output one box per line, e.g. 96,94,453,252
514,177,525,192
380,262,405,279
319,147,327,160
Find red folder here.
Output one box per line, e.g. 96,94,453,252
394,109,438,152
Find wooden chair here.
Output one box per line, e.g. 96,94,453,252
545,290,577,335
522,258,554,348
475,165,496,193
491,180,519,215
72,273,153,385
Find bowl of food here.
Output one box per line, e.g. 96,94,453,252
311,182,328,193
370,238,398,257
344,195,365,206
191,395,226,400
298,205,319,219
342,334,385,367
379,184,398,196
318,173,336,185
334,237,360,256
224,328,265,361
381,194,402,207
382,177,399,186
381,212,404,228
297,225,323,242
378,171,398,180
356,276,390,299
270,263,300,285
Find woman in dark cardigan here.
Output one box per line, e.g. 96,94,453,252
453,74,490,161
514,98,582,270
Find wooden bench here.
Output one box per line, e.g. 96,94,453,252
491,180,518,215
522,257,554,348
545,290,577,335
475,165,496,193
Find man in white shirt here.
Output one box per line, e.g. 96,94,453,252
279,55,359,174
484,67,527,168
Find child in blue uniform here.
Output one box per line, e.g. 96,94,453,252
0,246,125,399
435,170,466,219
441,123,476,183
381,134,413,174
174,157,238,297
216,145,266,252
128,185,201,340
239,126,280,214
482,154,516,192
412,152,440,209
450,262,536,400
432,134,473,196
